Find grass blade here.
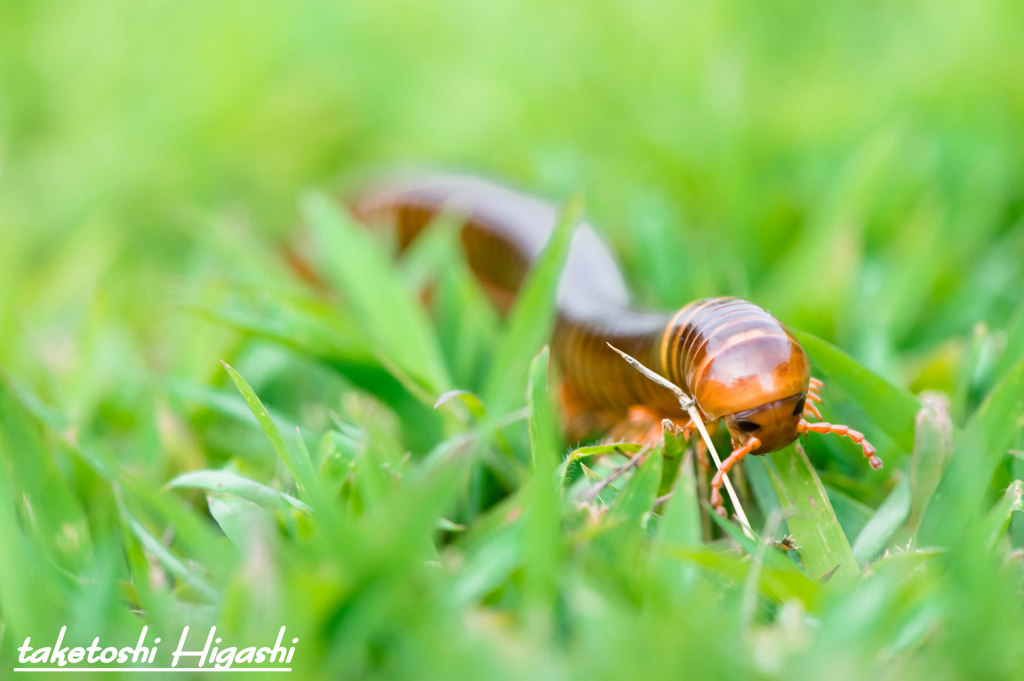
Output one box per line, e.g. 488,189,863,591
220,361,326,511
169,469,311,512
769,443,859,582
302,193,452,395
852,476,910,563
906,392,954,533
917,358,1024,547
985,480,1023,551
481,197,581,414
523,346,561,614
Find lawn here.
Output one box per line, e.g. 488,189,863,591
1,1,1024,679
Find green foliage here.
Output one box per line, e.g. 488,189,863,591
2,1,1024,679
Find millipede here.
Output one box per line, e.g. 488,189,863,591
349,172,881,517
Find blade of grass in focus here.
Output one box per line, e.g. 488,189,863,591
220,360,334,521
769,443,859,582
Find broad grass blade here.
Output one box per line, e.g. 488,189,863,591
769,443,859,582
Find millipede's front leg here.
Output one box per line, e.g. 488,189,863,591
797,419,883,470
798,378,882,470
605,405,690,449
710,437,761,517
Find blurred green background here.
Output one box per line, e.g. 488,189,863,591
3,0,1022,385
2,1,1024,679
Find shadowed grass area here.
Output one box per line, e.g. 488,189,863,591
1,1,1023,679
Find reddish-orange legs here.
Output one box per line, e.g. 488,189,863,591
710,436,762,517
804,377,824,419
798,378,881,469
605,405,691,449
797,419,882,470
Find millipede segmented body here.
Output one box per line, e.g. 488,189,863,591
350,172,880,516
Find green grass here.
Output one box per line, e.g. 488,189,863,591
2,1,1024,679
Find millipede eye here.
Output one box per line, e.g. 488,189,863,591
736,420,761,432
793,396,806,415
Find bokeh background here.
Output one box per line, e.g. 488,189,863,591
4,0,1023,386
2,1,1024,679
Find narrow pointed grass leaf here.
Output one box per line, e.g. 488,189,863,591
301,193,451,395
366,449,474,573
866,549,944,582
653,436,701,594
167,377,304,437
984,480,1023,551
482,197,581,414
1014,430,1024,549
706,504,814,583
220,361,326,512
906,392,954,533
434,389,487,420
0,445,50,635
917,358,1024,547
449,524,524,607
558,442,644,485
181,292,373,366
615,450,663,518
169,469,311,512
207,495,268,549
952,323,995,425
567,442,644,463
117,475,236,585
793,329,919,451
596,449,662,558
662,545,822,610
431,252,501,391
994,303,1024,380
121,509,217,601
745,455,784,523
824,485,873,540
769,443,859,583
657,431,700,546
524,346,561,613
397,208,464,291
853,476,910,563
0,373,94,574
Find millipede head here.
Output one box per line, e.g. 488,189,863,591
722,392,807,454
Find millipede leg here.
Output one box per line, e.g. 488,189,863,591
710,437,761,517
803,401,822,419
808,377,823,403
804,377,824,418
797,419,883,470
606,405,690,449
673,420,712,471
